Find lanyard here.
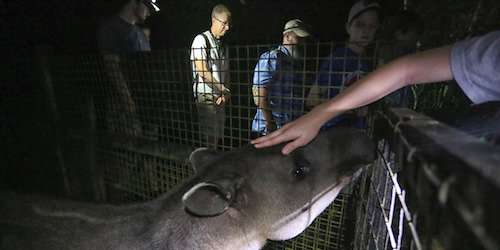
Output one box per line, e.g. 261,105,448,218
209,30,221,51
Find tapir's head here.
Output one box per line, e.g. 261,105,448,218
182,127,376,242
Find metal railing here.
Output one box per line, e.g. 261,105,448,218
354,107,500,250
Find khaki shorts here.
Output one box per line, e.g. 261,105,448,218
195,94,226,139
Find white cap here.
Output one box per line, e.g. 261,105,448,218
283,19,311,37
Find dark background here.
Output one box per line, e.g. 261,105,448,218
7,0,498,54
0,0,498,194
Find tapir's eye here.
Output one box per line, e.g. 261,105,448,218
292,165,310,179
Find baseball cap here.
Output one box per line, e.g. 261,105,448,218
348,1,380,23
283,19,311,37
143,0,160,12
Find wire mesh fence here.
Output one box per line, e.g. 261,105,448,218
34,40,499,249
42,41,384,249
353,108,500,250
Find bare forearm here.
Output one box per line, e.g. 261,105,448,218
258,88,274,122
194,60,229,93
199,72,227,92
320,45,453,118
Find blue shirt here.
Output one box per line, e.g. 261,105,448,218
252,45,305,133
96,16,151,55
314,47,373,128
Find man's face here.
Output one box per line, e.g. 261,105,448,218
284,32,306,46
346,10,380,47
284,32,307,58
135,1,150,24
212,12,231,39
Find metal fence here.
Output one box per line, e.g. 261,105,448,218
37,41,500,249
354,108,500,250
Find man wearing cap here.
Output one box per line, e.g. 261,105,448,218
96,0,160,137
252,19,311,135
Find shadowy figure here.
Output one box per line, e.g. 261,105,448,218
96,0,159,137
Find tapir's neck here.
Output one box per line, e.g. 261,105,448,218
145,196,267,250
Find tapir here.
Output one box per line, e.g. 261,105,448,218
0,127,376,250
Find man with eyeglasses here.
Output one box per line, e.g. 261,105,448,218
190,4,232,149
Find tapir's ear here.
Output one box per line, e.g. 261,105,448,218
182,176,243,217
189,148,220,173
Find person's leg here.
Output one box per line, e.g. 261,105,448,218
196,95,224,149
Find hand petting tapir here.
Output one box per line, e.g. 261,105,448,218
0,127,376,250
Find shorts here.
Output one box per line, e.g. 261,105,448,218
195,94,226,139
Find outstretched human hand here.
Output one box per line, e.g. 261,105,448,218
251,107,327,154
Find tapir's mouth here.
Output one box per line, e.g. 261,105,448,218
267,168,365,241
301,167,364,213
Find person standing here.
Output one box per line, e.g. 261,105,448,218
307,0,380,129
252,19,311,134
96,0,160,136
190,4,232,148
97,0,159,54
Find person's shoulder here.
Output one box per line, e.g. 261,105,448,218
260,47,282,59
101,15,129,29
191,31,210,47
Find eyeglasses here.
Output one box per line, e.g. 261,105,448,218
214,17,231,27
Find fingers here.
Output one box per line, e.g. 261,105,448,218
281,140,302,155
251,129,283,145
252,128,304,155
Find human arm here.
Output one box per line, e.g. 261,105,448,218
258,86,277,132
193,59,230,94
253,50,281,131
306,56,342,108
218,66,231,105
252,45,453,154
